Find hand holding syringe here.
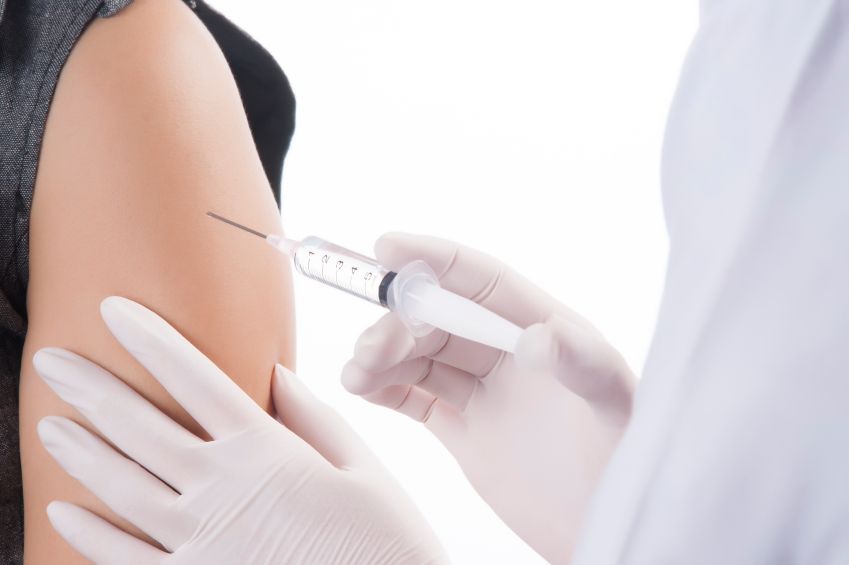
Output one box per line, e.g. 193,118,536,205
40,215,635,565
207,212,524,353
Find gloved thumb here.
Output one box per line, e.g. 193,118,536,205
271,364,378,470
515,314,634,426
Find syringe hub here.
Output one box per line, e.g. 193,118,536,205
265,234,300,257
385,261,440,337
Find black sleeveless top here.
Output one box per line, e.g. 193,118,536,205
0,1,295,561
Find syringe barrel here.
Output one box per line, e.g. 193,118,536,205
291,236,395,306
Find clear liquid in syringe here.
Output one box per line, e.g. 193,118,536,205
288,236,396,307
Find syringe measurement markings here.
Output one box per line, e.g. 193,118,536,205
306,251,315,280
293,245,387,305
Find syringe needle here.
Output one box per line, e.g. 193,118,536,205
206,212,268,239
207,211,300,258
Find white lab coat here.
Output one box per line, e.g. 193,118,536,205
573,1,849,563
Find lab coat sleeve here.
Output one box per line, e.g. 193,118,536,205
573,3,849,564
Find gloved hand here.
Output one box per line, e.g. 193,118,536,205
33,296,447,565
341,233,635,564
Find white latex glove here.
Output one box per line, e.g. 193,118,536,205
33,296,447,565
341,233,635,564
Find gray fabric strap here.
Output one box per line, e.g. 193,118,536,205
99,0,134,17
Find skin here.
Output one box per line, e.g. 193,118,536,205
19,0,296,562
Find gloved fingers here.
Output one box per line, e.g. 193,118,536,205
343,357,477,411
38,416,195,552
33,348,203,491
100,296,272,440
418,331,505,379
46,501,166,565
515,313,635,425
375,232,558,325
271,365,378,469
353,312,503,377
361,385,439,423
350,312,418,373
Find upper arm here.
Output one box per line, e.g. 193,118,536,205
19,0,295,561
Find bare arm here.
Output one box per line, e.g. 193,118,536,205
19,0,295,562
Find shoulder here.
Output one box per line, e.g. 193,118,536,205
25,0,293,442
34,0,274,231
30,0,286,330
55,0,244,137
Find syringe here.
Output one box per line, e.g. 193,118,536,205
207,212,524,353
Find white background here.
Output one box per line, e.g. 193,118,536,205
214,1,697,562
